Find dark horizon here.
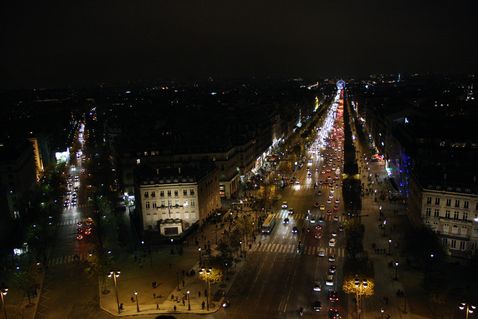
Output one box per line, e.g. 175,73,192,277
1,0,477,89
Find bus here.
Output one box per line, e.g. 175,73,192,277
261,213,276,234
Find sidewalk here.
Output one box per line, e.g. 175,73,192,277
1,266,44,319
357,155,434,319
98,221,247,316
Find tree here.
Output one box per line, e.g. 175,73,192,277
344,219,365,259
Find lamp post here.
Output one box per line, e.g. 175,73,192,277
134,291,140,312
170,238,174,254
394,261,399,280
459,302,476,319
199,267,212,311
0,287,8,319
187,290,191,310
354,276,370,319
108,270,121,313
388,239,392,255
198,247,202,264
380,308,384,319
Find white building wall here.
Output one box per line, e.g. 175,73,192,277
140,183,199,231
421,188,478,255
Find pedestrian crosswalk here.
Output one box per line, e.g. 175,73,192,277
47,253,90,266
58,218,82,226
275,211,346,223
250,243,345,257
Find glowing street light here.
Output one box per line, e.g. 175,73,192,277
187,290,191,310
199,267,212,311
108,270,121,313
343,276,374,319
459,303,476,319
394,261,399,280
0,287,8,319
134,291,140,312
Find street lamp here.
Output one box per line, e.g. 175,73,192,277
187,290,191,310
108,270,121,313
0,287,8,319
170,238,174,254
388,239,392,255
394,261,399,280
134,291,140,312
459,302,476,319
198,247,202,264
380,308,384,319
199,267,212,311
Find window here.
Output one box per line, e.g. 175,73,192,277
183,189,187,196
152,202,157,208
445,210,450,218
167,190,171,197
434,209,440,217
463,212,468,221
190,189,195,196
435,198,440,205
151,191,156,198
453,211,459,220
191,199,196,207
426,197,432,204
425,208,431,217
460,241,466,250
161,200,165,207
175,199,180,206
145,201,150,209
160,191,164,197
464,201,469,209
455,200,460,208
144,192,149,198
174,190,179,197
446,199,451,207
450,239,457,249
183,199,189,207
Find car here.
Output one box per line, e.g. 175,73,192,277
294,180,300,185
317,190,322,195
328,291,339,302
333,215,339,222
66,191,71,195
335,199,340,204
327,199,332,204
283,217,290,224
312,301,322,312
318,249,326,257
328,308,341,319
328,255,336,262
327,209,332,215
328,265,336,273
64,202,69,208
314,202,320,207
325,274,334,286
329,238,336,247
313,282,321,291
281,201,288,209
331,232,337,237
319,205,325,211
288,208,295,215
329,194,334,199
292,226,299,234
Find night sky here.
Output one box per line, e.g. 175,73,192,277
1,0,477,88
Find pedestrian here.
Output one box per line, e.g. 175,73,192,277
153,292,156,299
174,305,177,311
202,301,205,309
198,291,201,297
183,299,185,306
171,294,174,300
156,303,159,310
131,296,135,303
